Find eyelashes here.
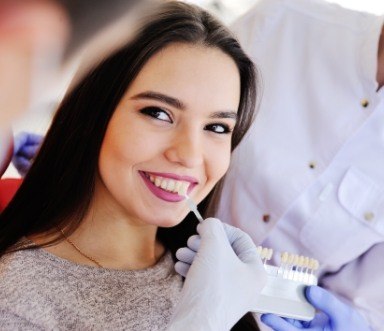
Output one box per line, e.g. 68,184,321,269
139,106,233,134
204,123,232,134
139,106,173,123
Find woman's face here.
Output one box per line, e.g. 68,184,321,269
97,43,241,227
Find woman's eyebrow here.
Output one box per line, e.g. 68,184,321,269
130,91,185,110
209,111,238,120
131,91,237,120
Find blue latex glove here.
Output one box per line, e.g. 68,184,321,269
261,285,372,331
168,218,267,331
12,132,43,176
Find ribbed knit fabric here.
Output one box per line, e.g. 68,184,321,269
0,246,182,330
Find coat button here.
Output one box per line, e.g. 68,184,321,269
364,212,374,221
262,214,270,223
361,99,369,108
309,162,316,169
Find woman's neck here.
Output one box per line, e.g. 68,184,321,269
62,211,165,270
31,187,165,270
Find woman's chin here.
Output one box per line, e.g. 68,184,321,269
157,218,185,228
154,211,190,228
137,205,192,228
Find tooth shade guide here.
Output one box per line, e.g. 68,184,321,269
253,247,320,321
257,246,319,285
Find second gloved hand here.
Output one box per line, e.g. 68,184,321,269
169,218,267,331
261,285,373,331
12,132,43,176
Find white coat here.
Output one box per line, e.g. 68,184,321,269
217,0,384,329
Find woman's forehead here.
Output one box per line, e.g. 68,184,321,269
125,43,241,112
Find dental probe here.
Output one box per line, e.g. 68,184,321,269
177,182,204,222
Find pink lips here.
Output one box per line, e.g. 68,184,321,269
139,171,198,203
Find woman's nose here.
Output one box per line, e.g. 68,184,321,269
164,130,204,168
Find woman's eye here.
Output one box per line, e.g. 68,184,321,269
204,123,232,134
140,107,172,123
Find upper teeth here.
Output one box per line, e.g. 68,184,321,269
149,174,190,195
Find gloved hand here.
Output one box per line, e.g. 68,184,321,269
261,285,372,331
168,218,267,331
12,132,43,176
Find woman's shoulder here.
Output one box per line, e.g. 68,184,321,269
0,248,183,330
0,247,54,321
0,247,72,329
0,247,45,294
0,246,180,290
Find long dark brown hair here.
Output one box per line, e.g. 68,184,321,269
0,2,259,329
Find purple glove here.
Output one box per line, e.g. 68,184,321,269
261,285,372,331
12,132,43,176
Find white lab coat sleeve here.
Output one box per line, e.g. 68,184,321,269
320,242,384,329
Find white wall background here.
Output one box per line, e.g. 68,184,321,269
190,0,384,24
328,0,384,14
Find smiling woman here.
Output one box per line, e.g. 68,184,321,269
98,43,240,228
0,1,259,330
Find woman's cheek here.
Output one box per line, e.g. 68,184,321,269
208,146,231,182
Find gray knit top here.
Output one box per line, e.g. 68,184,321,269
0,246,183,331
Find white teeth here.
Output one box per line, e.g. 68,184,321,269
167,180,176,192
154,177,161,187
174,181,182,193
177,182,189,196
146,173,191,194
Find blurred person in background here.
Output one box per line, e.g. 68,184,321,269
0,0,143,177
